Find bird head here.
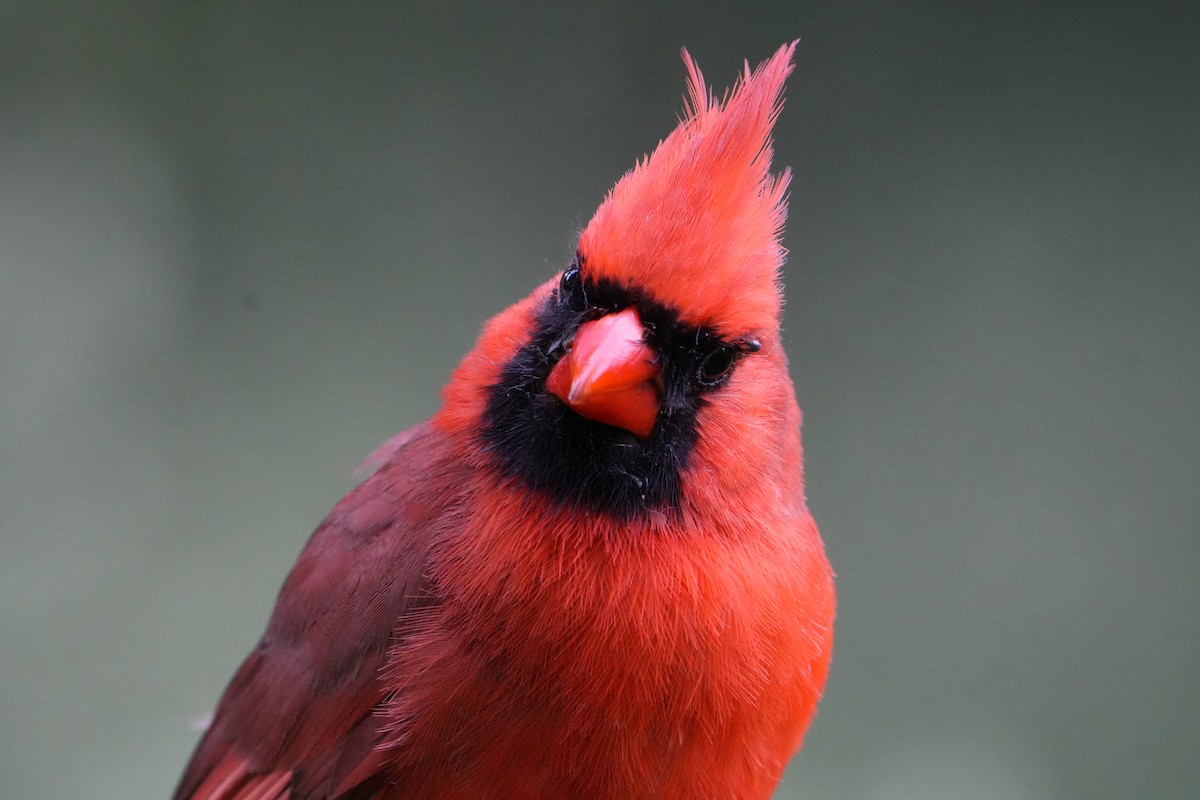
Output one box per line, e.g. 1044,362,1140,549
438,42,806,523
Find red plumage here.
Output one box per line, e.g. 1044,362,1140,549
176,42,835,800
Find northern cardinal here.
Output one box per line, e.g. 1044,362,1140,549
175,42,834,800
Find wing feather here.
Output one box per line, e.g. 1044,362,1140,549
175,423,456,800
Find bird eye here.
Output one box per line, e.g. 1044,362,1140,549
559,265,586,308
697,345,737,386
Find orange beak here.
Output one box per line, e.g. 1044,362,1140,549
545,307,660,439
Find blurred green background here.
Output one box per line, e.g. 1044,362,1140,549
2,2,1196,798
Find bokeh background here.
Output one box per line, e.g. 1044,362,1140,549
2,3,1197,798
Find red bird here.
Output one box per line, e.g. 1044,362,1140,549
175,42,835,800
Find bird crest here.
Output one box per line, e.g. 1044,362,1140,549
578,41,796,337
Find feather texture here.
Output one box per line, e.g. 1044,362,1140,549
175,42,833,800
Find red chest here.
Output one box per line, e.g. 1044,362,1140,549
374,505,835,800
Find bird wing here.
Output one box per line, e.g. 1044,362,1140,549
174,422,456,800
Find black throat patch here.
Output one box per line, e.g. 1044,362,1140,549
480,261,753,521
